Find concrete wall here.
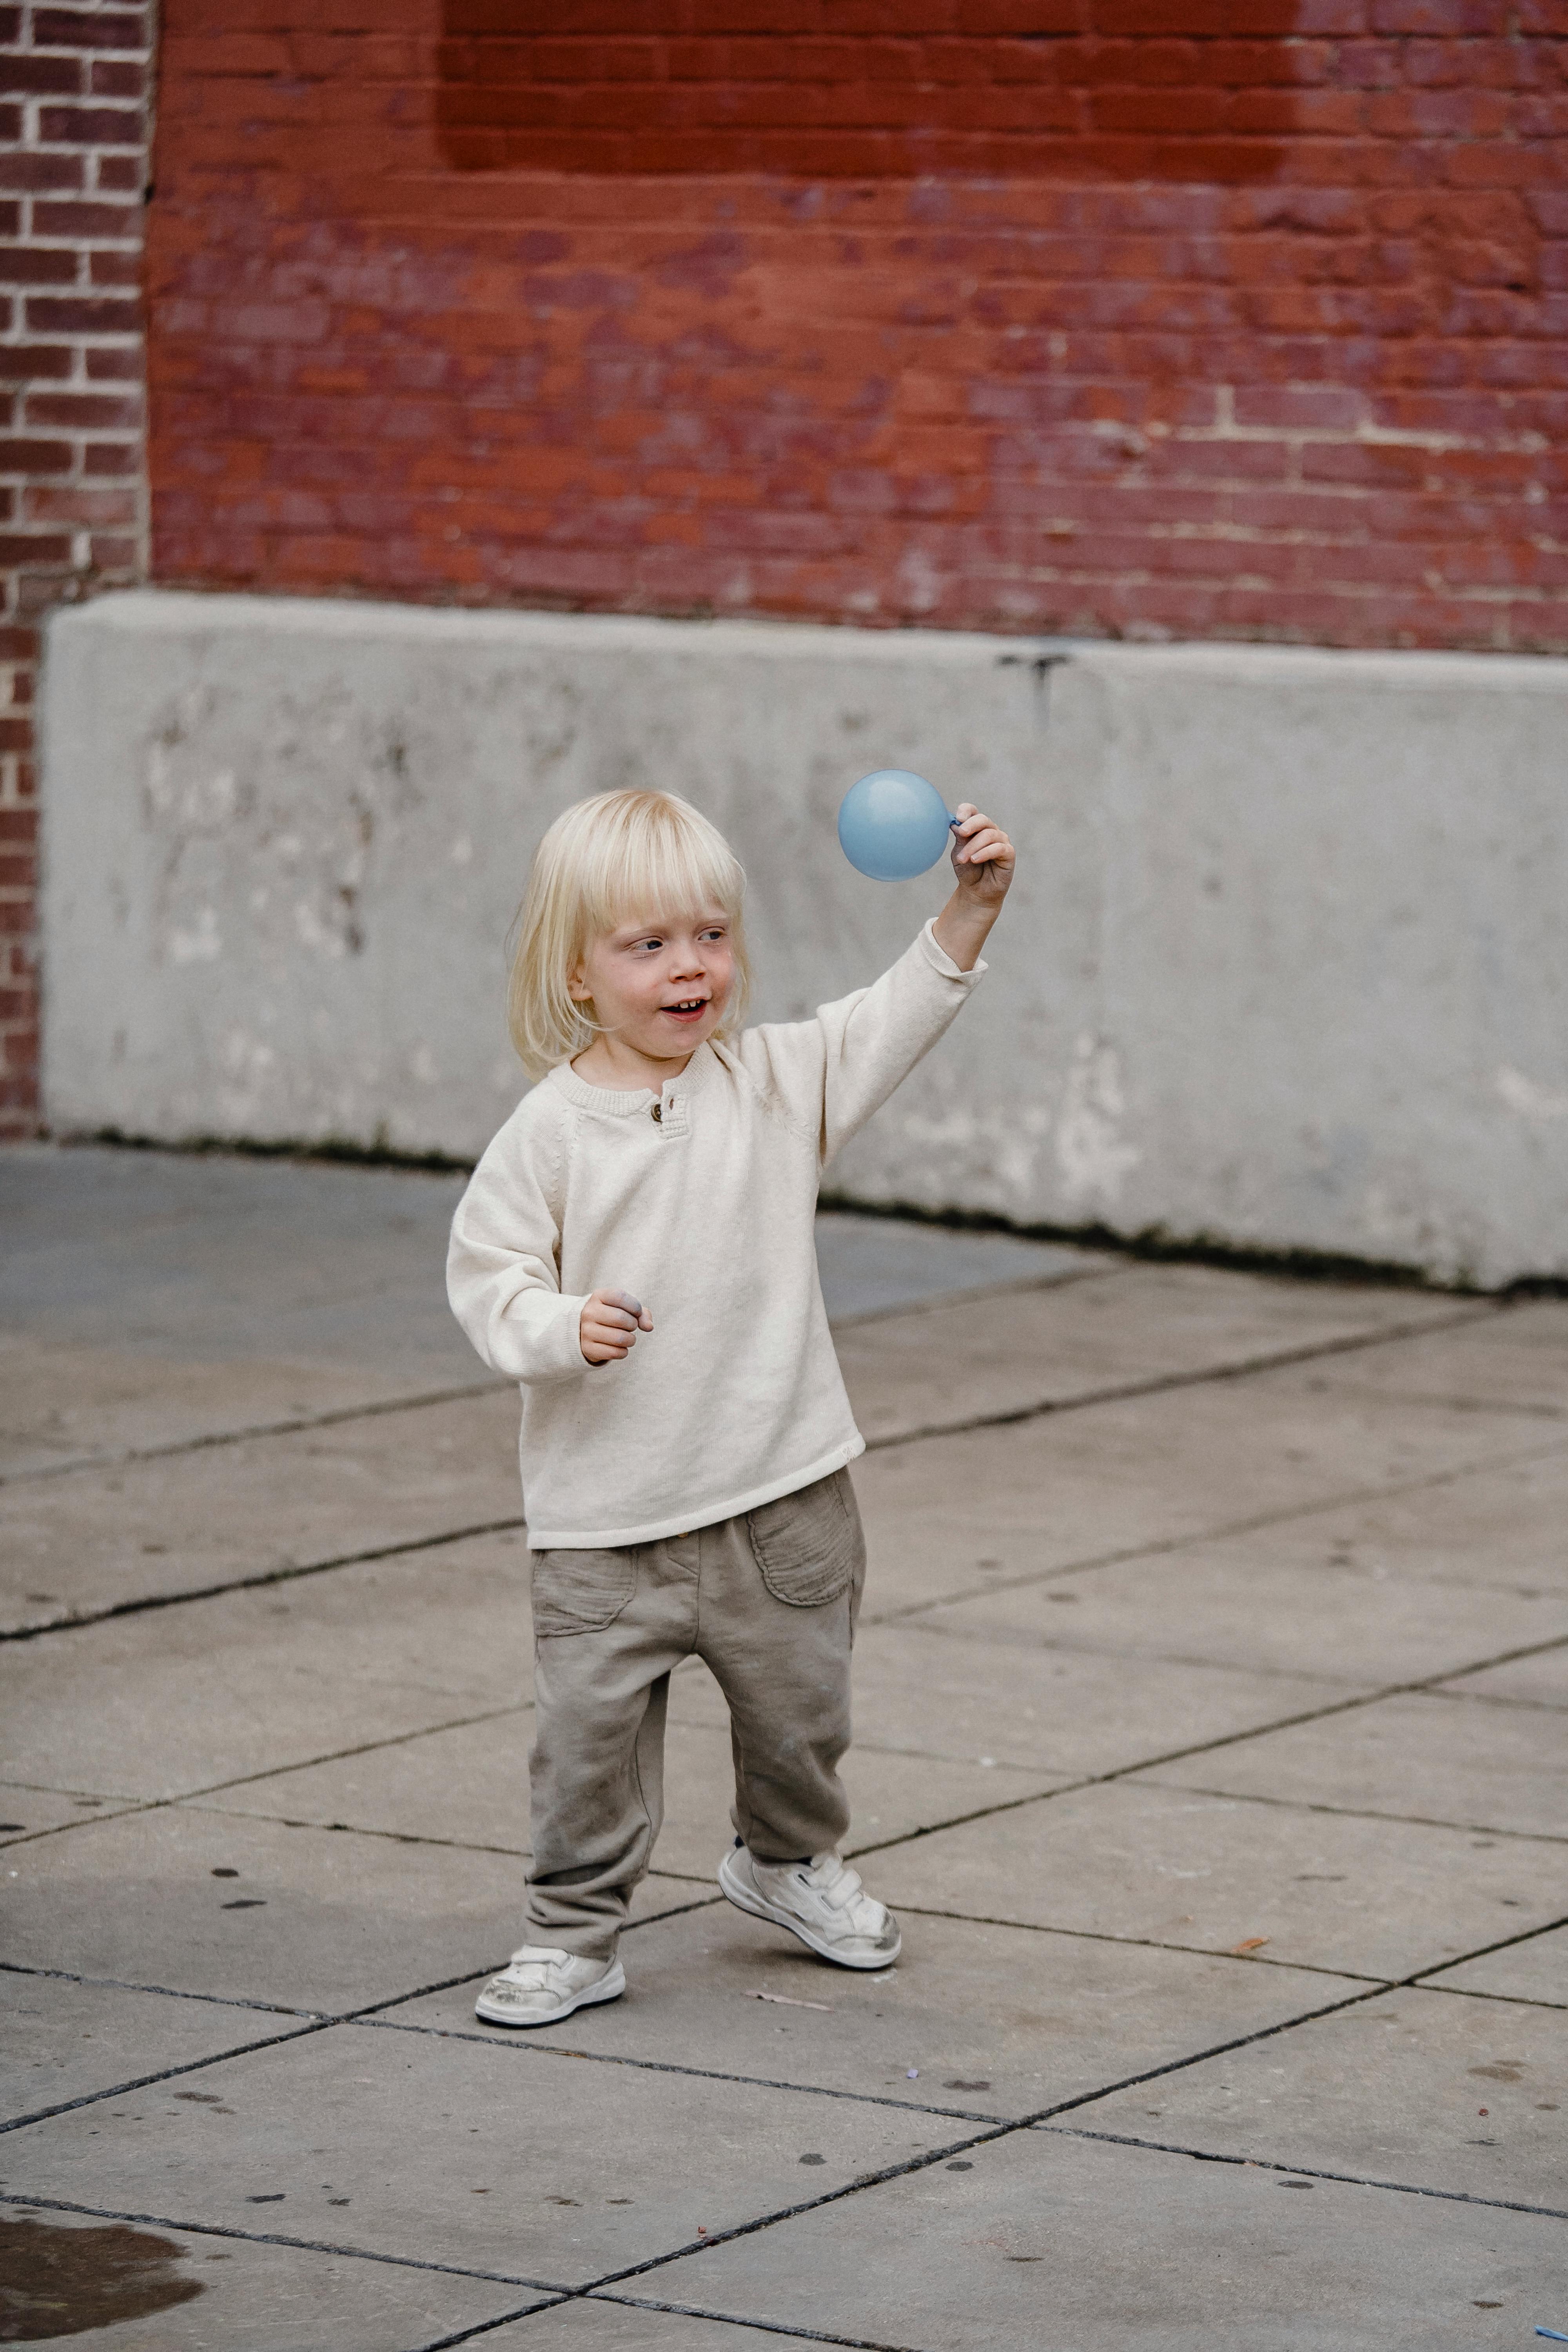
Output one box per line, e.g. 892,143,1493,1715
41,589,1568,1287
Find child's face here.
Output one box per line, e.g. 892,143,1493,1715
570,904,735,1067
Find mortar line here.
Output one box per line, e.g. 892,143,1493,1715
0,1376,510,1490
1,1298,1522,1648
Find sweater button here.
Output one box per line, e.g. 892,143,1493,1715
650,1102,662,1123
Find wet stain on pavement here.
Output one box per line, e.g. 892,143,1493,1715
0,2214,204,2340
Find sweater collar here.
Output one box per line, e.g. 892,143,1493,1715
549,1041,718,1118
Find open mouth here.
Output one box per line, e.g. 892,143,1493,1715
662,998,710,1022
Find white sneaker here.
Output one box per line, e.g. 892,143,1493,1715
718,1845,901,1970
473,1944,626,2028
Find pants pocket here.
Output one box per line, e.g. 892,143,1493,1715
746,1470,863,1608
530,1544,639,1636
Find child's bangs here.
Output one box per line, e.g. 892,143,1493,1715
583,804,744,940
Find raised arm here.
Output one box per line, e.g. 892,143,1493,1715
737,803,1014,1167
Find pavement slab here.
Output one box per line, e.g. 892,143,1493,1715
0,1535,534,1801
0,2198,550,2350
1440,1654,1568,1710
1299,1299,1568,1420
1141,1689,1568,1842
0,1783,138,1845
866,1780,1568,1982
769,1620,1369,1780
1,2021,951,2293
201,1711,1061,1885
813,1211,1107,1323
1170,1441,1568,1601
641,2125,1562,2351
2,1973,315,2129
1425,1926,1568,2007
906,1547,1566,1690
0,1389,526,1633
480,2303,790,2347
1074,1984,1568,2208
0,1145,480,1468
7,1145,1566,2350
835,1261,1479,1445
851,1379,1552,1625
0,1805,700,2015
387,1899,1377,2124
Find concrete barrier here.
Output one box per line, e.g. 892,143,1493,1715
41,590,1568,1286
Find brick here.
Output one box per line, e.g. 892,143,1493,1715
91,61,149,99
23,294,141,335
25,392,140,429
0,345,76,385
1,55,84,95
37,105,145,147
82,441,141,477
31,9,149,49
0,440,74,475
31,200,143,240
93,157,145,192
0,245,85,287
0,154,84,194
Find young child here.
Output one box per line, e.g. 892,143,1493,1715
447,785,1014,2026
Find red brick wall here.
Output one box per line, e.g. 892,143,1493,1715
146,3,1568,653
1,0,150,1136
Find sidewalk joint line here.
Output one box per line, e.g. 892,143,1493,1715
6,1301,1531,1648
1032,2124,1568,2223
864,1426,1568,1629
0,1957,322,2017
842,1625,1568,1868
0,2015,337,2138
0,1519,533,1646
1131,1774,1568,1847
589,2289,932,2350
0,1377,510,1490
860,1300,1506,1456
0,2192,564,2292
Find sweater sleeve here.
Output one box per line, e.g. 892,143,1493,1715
446,1100,591,1385
737,920,985,1166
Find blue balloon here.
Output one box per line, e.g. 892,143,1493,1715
838,769,956,881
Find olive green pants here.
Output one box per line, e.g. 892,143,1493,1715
525,1468,866,1960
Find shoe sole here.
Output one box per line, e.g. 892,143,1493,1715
718,1853,901,1971
474,1960,626,2029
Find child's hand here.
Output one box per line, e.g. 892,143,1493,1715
581,1289,653,1365
948,804,1015,906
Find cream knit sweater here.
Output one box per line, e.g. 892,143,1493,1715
447,922,984,1548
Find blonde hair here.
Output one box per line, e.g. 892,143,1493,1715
508,789,751,1078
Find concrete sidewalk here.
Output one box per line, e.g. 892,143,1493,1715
2,1145,1565,2349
